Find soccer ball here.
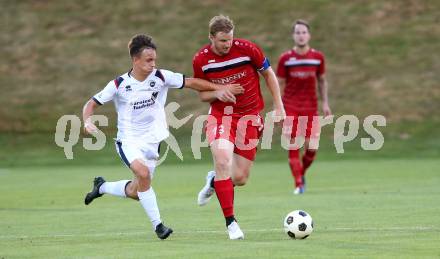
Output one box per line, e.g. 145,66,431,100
283,210,314,239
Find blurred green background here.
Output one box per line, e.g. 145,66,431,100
1,0,439,166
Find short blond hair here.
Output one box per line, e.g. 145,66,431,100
209,15,234,36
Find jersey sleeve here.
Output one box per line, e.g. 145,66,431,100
161,69,185,89
92,80,117,105
317,53,326,76
246,41,270,71
192,55,206,79
276,54,287,78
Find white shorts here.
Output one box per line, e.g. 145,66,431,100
115,140,160,175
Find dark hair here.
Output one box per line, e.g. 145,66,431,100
292,19,310,32
128,34,156,58
209,15,234,36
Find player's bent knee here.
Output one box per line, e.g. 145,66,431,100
233,174,249,186
234,179,247,186
136,170,150,180
131,161,151,180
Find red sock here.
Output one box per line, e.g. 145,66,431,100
288,149,303,187
302,150,316,175
214,178,234,218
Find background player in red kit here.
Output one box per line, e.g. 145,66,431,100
193,15,285,239
276,19,332,195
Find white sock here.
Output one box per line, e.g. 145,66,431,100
138,187,162,229
98,180,130,197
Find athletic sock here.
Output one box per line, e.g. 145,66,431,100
214,178,235,220
99,180,130,197
288,149,303,187
137,187,161,229
225,216,236,227
302,150,317,175
210,172,236,188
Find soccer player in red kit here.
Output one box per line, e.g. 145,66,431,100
193,15,285,239
276,19,332,195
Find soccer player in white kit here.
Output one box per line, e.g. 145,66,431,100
82,34,243,240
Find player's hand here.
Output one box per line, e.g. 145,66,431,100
225,84,244,95
215,89,237,103
272,105,286,123
322,102,332,117
84,121,98,135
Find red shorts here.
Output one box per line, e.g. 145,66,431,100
206,114,263,161
283,112,321,139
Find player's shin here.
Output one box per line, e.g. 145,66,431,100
288,149,303,187
302,149,317,175
214,178,235,226
138,187,162,229
99,180,130,197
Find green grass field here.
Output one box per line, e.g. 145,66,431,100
2,1,439,258
1,159,439,258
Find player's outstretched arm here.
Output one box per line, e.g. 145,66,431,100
185,77,219,91
198,85,245,103
260,67,286,122
82,99,100,134
184,78,224,91
317,74,332,117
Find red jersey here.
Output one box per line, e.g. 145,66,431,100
193,38,270,117
276,48,325,115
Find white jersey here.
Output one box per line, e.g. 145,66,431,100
93,69,185,143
